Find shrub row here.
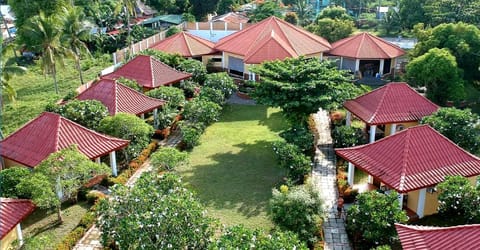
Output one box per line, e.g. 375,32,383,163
273,141,312,185
56,203,101,250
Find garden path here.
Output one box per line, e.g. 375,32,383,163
73,133,183,250
312,109,352,250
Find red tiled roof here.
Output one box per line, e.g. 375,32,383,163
214,16,331,64
0,112,129,167
335,125,480,193
212,12,250,23
0,198,35,239
76,79,165,115
344,82,439,125
395,223,480,250
103,55,191,89
150,32,216,57
329,32,405,59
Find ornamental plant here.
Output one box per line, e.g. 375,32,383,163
204,72,237,98
269,183,323,245
117,77,142,92
198,87,225,105
177,80,199,99
146,86,185,109
0,167,31,198
46,99,109,130
346,191,408,248
155,106,177,130
280,125,315,156
272,141,312,184
179,122,204,149
178,59,207,83
98,173,215,249
183,99,222,126
151,147,189,171
332,125,366,148
437,175,480,223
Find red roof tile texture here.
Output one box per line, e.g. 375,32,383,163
344,82,439,125
103,55,191,89
150,32,216,57
212,12,250,23
395,223,480,250
329,32,405,59
335,125,480,193
0,198,35,239
214,16,331,64
0,112,129,167
76,79,164,115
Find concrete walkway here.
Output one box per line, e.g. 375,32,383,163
74,134,183,250
312,109,351,250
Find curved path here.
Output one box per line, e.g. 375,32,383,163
312,109,352,250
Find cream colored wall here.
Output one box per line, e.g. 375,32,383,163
384,122,418,137
424,191,439,216
407,189,419,213
202,55,222,67
1,227,19,250
468,176,478,186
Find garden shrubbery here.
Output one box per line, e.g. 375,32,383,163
183,99,222,126
46,99,109,130
179,122,204,149
0,167,32,198
332,125,366,148
204,72,237,98
146,86,185,109
280,125,315,156
151,147,188,172
273,141,312,184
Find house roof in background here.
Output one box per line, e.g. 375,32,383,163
150,31,216,57
0,198,35,239
212,12,249,23
329,32,405,59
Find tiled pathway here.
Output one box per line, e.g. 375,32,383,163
73,134,183,250
312,109,352,250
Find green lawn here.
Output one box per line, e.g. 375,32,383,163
21,201,90,249
2,55,111,136
176,104,288,230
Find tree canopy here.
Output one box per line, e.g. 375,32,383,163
437,176,480,224
249,0,282,22
46,99,110,130
251,57,364,124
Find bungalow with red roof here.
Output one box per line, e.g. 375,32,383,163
211,12,250,24
0,112,129,176
76,79,165,127
149,31,219,66
395,223,480,249
335,125,480,219
0,198,35,250
214,16,331,80
102,55,192,91
327,32,405,77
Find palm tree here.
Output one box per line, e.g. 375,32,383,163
23,12,70,94
115,0,137,54
1,42,26,105
61,6,91,85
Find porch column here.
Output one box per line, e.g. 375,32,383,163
110,151,118,176
16,224,24,246
95,157,101,164
369,125,377,143
417,188,427,218
355,59,360,72
141,113,145,119
222,52,225,69
339,57,343,69
56,177,63,200
390,123,397,136
346,111,352,127
398,193,404,210
379,59,385,75
320,53,323,61
153,108,159,129
224,22,227,31
347,162,355,186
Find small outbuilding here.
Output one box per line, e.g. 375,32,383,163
0,198,35,250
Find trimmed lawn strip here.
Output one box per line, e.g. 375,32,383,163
177,104,288,230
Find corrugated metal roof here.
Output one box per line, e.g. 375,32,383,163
76,79,164,115
103,55,191,89
395,223,480,250
329,32,405,59
150,32,216,57
344,82,439,125
335,125,480,193
0,112,129,167
214,16,331,64
0,198,35,239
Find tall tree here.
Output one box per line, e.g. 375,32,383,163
189,0,219,20
23,12,71,94
249,0,282,22
1,42,26,104
424,0,480,26
61,6,91,85
308,6,355,42
399,0,426,29
114,0,137,50
17,146,110,222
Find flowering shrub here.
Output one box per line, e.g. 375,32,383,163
437,175,480,223
280,125,315,156
151,147,189,171
272,141,312,184
269,183,323,245
198,87,225,105
178,59,207,83
179,122,204,149
176,80,200,99
46,99,109,130
332,125,366,148
346,191,408,248
204,72,237,98
98,173,215,249
117,77,142,92
146,86,185,109
183,99,222,126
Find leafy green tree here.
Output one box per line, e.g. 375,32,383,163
189,0,220,20
251,57,363,124
204,72,237,98
117,77,142,92
140,49,186,68
317,6,353,21
280,125,315,156
151,147,188,171
146,0,191,14
46,100,110,130
399,0,426,29
179,121,204,149
0,167,31,198
216,0,237,14
380,9,401,35
284,12,298,25
346,191,408,248
437,176,480,223
166,26,181,37
17,146,110,222
406,48,464,105
198,87,225,105
146,86,185,108
1,42,26,104
307,18,355,42
421,108,480,155
23,12,71,94
424,0,480,26
183,99,222,126
272,141,312,183
99,113,154,161
412,22,480,81
61,6,91,85
178,59,208,83
98,173,215,249
211,225,308,249
114,0,137,49
291,0,314,26
269,183,323,245
249,0,282,22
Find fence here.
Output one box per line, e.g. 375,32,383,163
184,22,252,31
